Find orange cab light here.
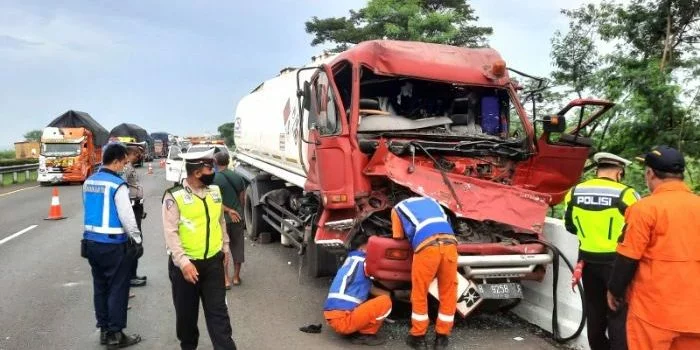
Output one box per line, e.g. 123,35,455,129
492,59,506,78
550,115,559,125
330,194,347,203
385,248,410,260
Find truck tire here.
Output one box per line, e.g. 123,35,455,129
244,185,271,241
306,226,338,278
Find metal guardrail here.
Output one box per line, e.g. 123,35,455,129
0,163,39,174
0,163,39,185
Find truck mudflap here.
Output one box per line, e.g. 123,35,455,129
365,236,552,282
364,140,551,234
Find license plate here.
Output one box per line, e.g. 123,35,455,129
475,283,523,299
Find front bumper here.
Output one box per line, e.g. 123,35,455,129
364,236,552,282
38,172,64,183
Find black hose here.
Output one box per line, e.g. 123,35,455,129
521,238,587,343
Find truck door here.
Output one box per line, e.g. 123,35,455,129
307,66,354,209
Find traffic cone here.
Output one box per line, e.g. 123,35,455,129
147,162,153,175
45,187,66,220
160,159,166,168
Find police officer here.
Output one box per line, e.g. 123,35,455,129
162,149,236,350
392,196,458,350
82,143,143,349
563,152,640,350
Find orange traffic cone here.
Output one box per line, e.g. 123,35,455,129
45,187,66,220
160,159,166,168
147,162,153,175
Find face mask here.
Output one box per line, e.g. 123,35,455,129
199,173,215,186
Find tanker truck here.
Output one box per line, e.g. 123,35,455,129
233,40,613,316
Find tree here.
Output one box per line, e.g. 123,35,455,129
218,122,235,149
24,129,42,142
305,0,493,52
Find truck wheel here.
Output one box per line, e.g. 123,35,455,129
306,227,338,278
244,185,271,242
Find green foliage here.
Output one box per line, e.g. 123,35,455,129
218,122,236,148
305,0,493,52
23,129,42,142
0,150,14,159
0,158,37,166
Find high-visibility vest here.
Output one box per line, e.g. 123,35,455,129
83,170,127,244
395,197,454,251
168,185,224,260
323,250,371,311
563,178,639,258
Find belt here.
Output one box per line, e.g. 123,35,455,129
416,237,457,253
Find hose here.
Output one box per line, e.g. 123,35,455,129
521,238,587,343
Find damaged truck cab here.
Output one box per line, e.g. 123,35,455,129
233,40,612,316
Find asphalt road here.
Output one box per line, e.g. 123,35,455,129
0,165,562,350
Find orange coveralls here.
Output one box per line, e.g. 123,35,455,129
616,181,700,350
392,208,458,337
324,295,392,335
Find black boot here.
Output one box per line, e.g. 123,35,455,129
129,278,147,287
434,334,449,350
106,331,141,349
100,329,108,345
350,333,386,346
406,335,428,350
134,275,147,281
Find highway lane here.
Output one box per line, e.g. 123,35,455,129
0,165,561,349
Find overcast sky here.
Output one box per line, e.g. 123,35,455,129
0,0,593,149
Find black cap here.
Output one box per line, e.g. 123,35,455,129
636,145,685,173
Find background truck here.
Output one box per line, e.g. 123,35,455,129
233,40,611,315
109,123,152,167
151,132,170,158
38,110,108,185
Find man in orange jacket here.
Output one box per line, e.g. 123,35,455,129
392,196,457,350
608,145,700,350
323,235,392,346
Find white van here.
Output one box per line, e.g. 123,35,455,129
167,143,229,185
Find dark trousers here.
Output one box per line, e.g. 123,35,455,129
86,241,133,332
583,262,628,350
168,252,236,350
130,202,144,279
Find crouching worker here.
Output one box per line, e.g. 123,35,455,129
323,235,392,346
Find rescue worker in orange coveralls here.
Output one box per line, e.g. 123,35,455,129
392,196,457,350
607,145,700,350
323,234,392,346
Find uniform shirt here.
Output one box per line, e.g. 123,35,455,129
391,208,455,252
617,181,700,332
213,168,246,223
162,179,230,268
123,162,143,200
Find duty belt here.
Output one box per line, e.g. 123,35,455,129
417,237,457,253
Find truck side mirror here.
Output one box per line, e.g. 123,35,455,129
542,114,566,133
302,81,311,111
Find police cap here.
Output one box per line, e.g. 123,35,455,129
593,152,631,168
181,148,215,167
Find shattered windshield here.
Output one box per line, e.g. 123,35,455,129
41,143,81,156
357,68,524,142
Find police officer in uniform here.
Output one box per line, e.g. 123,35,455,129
563,152,640,350
82,143,142,349
392,196,458,350
162,149,236,350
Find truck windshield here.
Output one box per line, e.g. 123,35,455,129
357,67,525,142
41,143,81,156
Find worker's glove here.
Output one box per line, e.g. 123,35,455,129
571,260,584,292
127,236,144,259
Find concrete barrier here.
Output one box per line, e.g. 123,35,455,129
513,217,590,350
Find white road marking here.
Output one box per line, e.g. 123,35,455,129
0,185,39,198
0,225,38,246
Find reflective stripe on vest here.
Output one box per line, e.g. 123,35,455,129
324,251,371,311
569,179,636,253
395,197,454,251
83,172,126,243
171,185,223,260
